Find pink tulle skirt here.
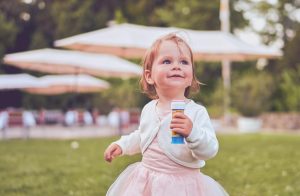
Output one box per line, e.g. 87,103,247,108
107,135,228,196
107,162,228,196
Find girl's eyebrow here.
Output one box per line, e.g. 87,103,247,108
179,55,192,61
157,55,173,60
179,55,190,59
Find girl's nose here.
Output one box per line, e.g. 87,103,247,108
172,62,181,70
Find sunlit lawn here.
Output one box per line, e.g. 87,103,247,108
0,133,299,196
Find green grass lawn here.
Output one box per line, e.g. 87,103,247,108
0,134,299,196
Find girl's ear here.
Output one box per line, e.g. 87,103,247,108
144,69,154,85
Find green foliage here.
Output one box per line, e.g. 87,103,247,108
0,13,18,58
114,9,127,24
154,0,248,30
206,80,224,118
190,61,224,117
282,27,300,71
273,28,300,111
242,0,300,46
117,0,166,25
101,77,146,109
191,62,221,101
52,0,114,39
29,31,48,50
232,72,274,117
0,134,299,196
275,69,300,111
0,0,55,55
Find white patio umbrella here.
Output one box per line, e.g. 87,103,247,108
3,48,142,78
54,23,282,61
0,74,46,90
24,74,110,95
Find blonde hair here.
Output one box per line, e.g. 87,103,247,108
139,33,200,99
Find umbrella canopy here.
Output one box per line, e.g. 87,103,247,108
55,23,282,61
3,48,142,78
25,74,110,95
0,74,46,90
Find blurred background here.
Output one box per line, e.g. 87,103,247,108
0,0,299,132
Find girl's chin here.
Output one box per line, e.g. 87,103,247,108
159,83,188,89
166,81,189,87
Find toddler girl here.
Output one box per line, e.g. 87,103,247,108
104,33,228,196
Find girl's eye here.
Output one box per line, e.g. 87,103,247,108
162,59,171,64
180,60,189,65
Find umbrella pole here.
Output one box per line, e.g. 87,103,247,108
222,60,231,126
73,67,79,108
220,0,231,126
69,68,79,124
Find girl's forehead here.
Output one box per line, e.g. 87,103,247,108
157,40,191,57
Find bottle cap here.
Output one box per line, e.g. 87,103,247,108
171,100,185,110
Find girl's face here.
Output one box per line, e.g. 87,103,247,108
145,40,193,94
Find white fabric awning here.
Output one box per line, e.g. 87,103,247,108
3,48,142,78
0,73,110,94
25,74,110,95
0,74,46,90
55,23,282,61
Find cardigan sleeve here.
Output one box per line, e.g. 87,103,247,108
113,128,141,156
113,106,146,156
185,107,219,160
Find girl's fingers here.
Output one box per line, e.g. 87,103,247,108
112,148,120,156
104,144,122,163
104,153,111,162
104,149,109,159
171,118,185,124
104,150,112,162
171,128,187,136
172,112,186,119
104,145,117,162
170,123,186,129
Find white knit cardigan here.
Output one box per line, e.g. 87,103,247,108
114,99,219,168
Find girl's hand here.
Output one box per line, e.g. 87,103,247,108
104,143,122,163
170,112,193,138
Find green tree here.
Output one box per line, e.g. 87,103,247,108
52,0,116,39
154,0,248,30
0,0,56,53
276,70,300,111
235,0,300,112
273,28,300,111
0,13,18,60
102,77,146,109
29,30,48,49
241,0,300,46
282,27,300,71
117,0,166,25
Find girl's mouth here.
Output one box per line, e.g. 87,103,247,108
168,74,184,78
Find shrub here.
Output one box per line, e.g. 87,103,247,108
275,68,300,111
232,72,274,117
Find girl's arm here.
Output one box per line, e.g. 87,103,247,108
112,106,147,156
185,108,219,160
113,128,141,156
